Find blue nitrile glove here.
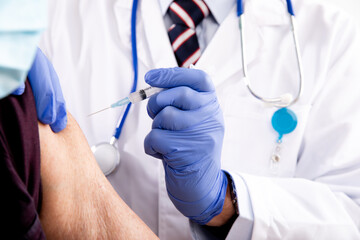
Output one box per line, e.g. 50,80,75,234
27,48,67,132
144,67,228,225
12,48,67,132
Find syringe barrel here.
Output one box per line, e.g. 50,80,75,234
129,87,164,103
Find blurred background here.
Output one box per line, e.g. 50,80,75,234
327,0,360,28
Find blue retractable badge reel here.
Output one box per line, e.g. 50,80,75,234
271,108,297,142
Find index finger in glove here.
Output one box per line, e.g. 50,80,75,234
147,86,215,119
145,67,215,92
144,129,177,159
28,49,56,123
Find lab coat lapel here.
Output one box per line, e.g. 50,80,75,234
114,0,177,69
139,0,178,68
196,5,264,87
114,0,288,79
245,0,288,26
196,0,288,87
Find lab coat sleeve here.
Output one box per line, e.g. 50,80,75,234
190,175,254,240
226,13,360,240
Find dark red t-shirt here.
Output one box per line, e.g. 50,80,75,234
0,81,45,239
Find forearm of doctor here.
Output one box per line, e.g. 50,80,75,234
206,183,237,227
39,113,158,239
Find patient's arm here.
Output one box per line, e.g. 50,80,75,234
39,113,158,239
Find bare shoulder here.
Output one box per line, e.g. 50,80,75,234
38,113,158,239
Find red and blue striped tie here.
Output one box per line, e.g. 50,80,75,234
168,0,210,68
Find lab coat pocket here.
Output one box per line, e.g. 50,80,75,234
221,93,312,178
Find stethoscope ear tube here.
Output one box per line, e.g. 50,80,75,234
237,0,294,16
286,0,295,16
113,0,140,140
93,0,302,176
237,0,244,16
113,0,140,141
239,0,303,108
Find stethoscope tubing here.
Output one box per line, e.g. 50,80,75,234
238,0,303,108
237,0,295,16
93,0,303,176
112,0,139,141
116,0,302,139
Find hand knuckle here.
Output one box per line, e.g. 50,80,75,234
181,87,193,100
147,96,159,117
147,129,162,143
161,106,175,120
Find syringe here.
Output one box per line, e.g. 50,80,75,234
88,87,164,117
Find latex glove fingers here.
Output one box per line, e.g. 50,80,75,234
27,48,67,132
145,123,223,167
151,100,220,130
28,54,56,122
145,67,215,92
144,67,227,224
144,129,174,159
144,127,218,163
147,86,215,119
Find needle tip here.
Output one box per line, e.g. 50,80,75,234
87,107,111,117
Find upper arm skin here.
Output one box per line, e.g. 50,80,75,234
39,113,158,239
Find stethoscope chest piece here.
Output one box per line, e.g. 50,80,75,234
91,141,120,176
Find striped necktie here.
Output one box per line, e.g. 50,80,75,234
168,0,210,68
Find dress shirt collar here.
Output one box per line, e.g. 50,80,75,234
158,0,236,24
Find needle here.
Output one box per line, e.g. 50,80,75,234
87,107,111,117
87,87,165,117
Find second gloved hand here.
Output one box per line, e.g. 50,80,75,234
13,48,67,132
27,48,67,132
144,67,228,225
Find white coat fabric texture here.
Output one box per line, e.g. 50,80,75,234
40,0,360,239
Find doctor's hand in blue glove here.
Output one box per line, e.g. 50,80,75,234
144,67,236,226
13,48,67,133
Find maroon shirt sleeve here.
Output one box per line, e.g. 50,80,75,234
0,81,45,239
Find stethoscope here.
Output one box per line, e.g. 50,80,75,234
92,0,303,176
91,0,140,175
239,0,303,108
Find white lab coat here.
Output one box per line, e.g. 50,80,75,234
40,0,360,239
